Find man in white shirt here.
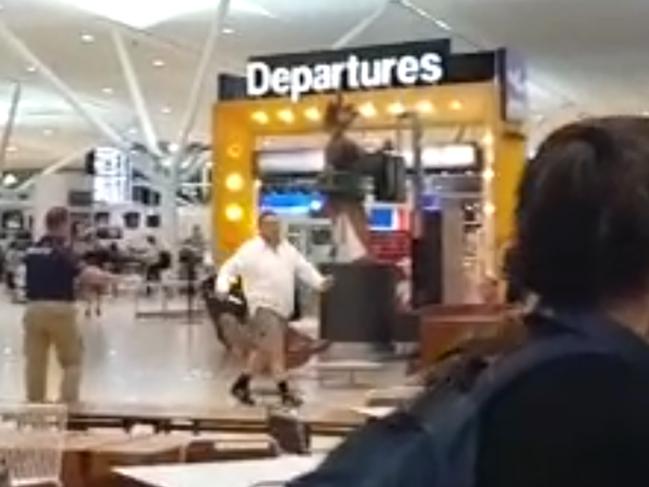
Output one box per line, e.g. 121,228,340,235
216,211,332,407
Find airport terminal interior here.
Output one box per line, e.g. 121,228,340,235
0,0,647,486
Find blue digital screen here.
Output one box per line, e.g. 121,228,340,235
260,191,324,215
369,207,396,231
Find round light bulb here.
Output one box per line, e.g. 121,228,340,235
225,204,244,222
359,102,377,118
225,172,245,192
277,109,295,124
450,100,463,111
387,102,406,116
416,100,435,114
251,111,269,125
304,107,321,122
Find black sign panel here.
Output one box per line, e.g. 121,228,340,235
217,42,499,102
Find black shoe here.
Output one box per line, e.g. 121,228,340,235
230,382,255,407
280,390,303,408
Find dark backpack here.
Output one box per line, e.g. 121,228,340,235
290,310,649,487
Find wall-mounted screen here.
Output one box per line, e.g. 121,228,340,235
93,147,132,204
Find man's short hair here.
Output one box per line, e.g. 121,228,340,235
258,210,278,224
45,206,70,231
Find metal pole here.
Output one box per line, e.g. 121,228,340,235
394,0,482,50
0,82,21,178
111,29,161,156
410,113,424,238
166,0,230,262
175,0,231,153
332,0,391,49
0,20,128,149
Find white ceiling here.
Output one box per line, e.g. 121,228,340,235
0,0,647,170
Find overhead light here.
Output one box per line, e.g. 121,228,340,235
43,128,54,137
482,168,495,182
161,106,172,115
277,108,295,124
225,203,244,222
359,102,377,118
6,146,17,153
102,87,114,95
251,110,269,125
449,99,463,111
415,100,435,114
642,111,649,118
57,0,275,29
128,127,138,135
25,65,37,73
2,173,17,187
152,59,166,68
80,32,95,44
387,102,406,116
304,107,321,122
222,27,235,35
168,142,180,153
484,202,496,216
225,172,245,192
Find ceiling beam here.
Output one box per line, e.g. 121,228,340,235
0,20,129,150
0,81,21,179
15,147,90,193
331,0,391,49
111,29,162,157
174,0,232,155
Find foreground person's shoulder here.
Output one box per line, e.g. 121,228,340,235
477,354,649,487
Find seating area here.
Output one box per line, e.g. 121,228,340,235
0,290,517,486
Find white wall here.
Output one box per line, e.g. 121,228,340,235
32,171,92,239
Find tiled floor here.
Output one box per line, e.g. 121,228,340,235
0,292,408,413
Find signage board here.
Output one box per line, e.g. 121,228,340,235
246,39,451,101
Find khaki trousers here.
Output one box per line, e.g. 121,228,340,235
23,301,82,403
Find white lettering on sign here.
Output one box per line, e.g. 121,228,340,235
246,52,444,102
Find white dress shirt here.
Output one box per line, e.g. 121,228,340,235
216,237,326,319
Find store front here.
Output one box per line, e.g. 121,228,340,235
212,38,526,307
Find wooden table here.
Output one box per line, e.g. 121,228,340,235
114,455,325,487
419,308,507,366
68,402,366,436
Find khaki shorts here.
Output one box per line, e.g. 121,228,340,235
250,307,287,356
219,313,255,355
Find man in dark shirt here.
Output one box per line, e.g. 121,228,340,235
24,207,84,403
